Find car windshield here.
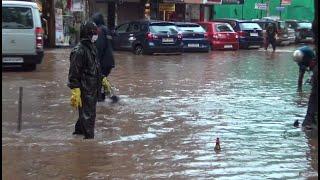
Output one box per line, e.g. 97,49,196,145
215,24,234,32
286,22,298,29
239,22,261,30
298,22,312,29
149,24,178,34
176,25,205,33
277,22,286,29
2,7,33,29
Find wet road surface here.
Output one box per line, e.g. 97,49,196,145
2,46,318,179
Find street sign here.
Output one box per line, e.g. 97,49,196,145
276,6,285,12
254,3,267,10
222,0,244,4
159,3,175,11
281,0,291,5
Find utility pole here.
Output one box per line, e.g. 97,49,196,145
279,0,281,20
47,0,55,48
266,0,269,17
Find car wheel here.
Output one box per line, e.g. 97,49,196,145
133,45,143,55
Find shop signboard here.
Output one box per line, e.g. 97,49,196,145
254,3,267,10
71,0,85,12
162,0,184,3
55,8,64,46
184,0,205,4
281,0,291,5
159,3,175,11
205,0,222,4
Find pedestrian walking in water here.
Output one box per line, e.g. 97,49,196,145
265,23,277,52
292,46,316,91
68,21,103,139
91,12,115,102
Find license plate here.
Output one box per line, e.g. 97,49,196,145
188,44,199,47
306,37,313,40
250,33,258,37
2,57,24,63
162,38,174,43
224,45,233,48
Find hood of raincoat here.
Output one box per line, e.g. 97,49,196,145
92,12,105,26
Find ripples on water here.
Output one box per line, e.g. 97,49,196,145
2,49,317,179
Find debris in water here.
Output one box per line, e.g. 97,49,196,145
214,138,221,151
293,120,299,128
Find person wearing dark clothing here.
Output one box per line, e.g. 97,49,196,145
292,46,316,91
302,19,318,129
68,21,102,139
302,64,318,128
92,13,115,102
265,23,277,52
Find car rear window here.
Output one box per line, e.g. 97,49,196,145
298,22,312,29
2,7,33,29
215,24,234,32
176,24,206,33
239,22,261,30
149,23,178,34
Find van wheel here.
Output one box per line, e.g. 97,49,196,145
23,64,36,71
133,45,143,55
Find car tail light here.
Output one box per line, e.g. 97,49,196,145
146,32,154,40
178,33,183,40
35,27,43,49
238,31,246,38
213,33,218,39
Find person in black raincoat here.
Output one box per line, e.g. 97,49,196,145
91,13,115,102
265,23,277,52
68,21,102,139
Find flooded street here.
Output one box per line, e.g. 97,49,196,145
2,47,318,179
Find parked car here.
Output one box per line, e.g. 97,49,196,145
2,1,44,70
198,21,239,50
111,20,183,55
251,19,294,45
173,22,210,52
213,19,263,49
261,17,293,46
285,20,314,43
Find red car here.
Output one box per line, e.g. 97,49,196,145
198,22,239,50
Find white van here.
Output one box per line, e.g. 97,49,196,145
2,1,44,70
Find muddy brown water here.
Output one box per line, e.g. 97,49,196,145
2,47,318,179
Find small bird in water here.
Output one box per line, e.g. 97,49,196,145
293,120,300,128
214,138,221,151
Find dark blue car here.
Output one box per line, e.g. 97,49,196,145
174,22,210,52
111,20,183,55
214,19,264,49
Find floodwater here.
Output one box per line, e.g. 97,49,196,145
2,46,318,179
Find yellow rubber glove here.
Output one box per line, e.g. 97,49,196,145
102,77,112,96
70,88,82,108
